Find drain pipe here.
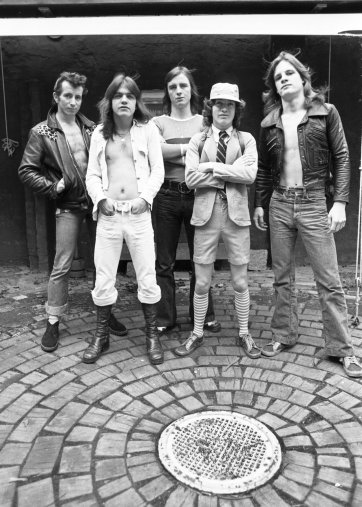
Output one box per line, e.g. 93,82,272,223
352,129,362,327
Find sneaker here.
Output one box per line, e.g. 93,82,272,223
204,320,221,333
340,356,362,378
41,321,59,352
240,333,261,359
261,340,287,357
174,332,204,357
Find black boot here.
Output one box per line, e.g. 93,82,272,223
109,313,128,336
41,321,59,352
142,303,164,365
83,305,112,364
91,271,127,337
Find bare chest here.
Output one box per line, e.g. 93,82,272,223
105,136,134,161
281,111,306,151
62,126,85,153
105,137,138,200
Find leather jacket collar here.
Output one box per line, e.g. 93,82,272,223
261,101,329,129
46,105,94,130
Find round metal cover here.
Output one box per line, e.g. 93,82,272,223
158,410,282,494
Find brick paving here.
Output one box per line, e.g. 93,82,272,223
0,254,361,506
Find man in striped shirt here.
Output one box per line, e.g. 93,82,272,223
153,66,220,336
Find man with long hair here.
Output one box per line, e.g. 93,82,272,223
18,71,126,353
152,66,220,335
84,73,164,365
175,82,259,358
253,51,362,377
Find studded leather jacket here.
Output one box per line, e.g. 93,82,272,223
254,101,350,209
18,106,96,211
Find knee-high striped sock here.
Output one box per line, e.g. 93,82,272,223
235,288,250,336
193,292,208,337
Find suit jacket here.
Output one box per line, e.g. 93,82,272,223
185,127,258,226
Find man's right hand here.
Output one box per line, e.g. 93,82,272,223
253,206,268,231
56,178,65,194
98,198,115,216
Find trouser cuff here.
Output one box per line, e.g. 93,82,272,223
45,301,68,317
92,289,118,307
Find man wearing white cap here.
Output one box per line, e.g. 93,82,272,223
175,82,260,358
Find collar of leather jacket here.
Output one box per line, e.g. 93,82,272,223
46,106,95,130
261,101,330,129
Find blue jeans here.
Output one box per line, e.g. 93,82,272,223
154,187,215,328
46,209,95,317
269,187,353,357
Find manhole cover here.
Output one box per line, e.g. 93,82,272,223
158,410,282,494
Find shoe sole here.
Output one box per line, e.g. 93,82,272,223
41,343,58,352
109,328,128,337
174,342,203,357
149,357,164,365
261,347,286,357
82,355,98,364
343,369,362,378
203,323,221,333
82,342,110,364
244,350,262,359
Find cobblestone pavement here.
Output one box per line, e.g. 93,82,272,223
0,253,362,507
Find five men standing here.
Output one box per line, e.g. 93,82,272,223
18,56,361,378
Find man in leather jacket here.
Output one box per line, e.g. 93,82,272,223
18,71,127,353
253,52,362,378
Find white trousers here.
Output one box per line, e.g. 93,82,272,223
92,209,161,306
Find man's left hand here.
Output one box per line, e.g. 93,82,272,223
131,197,148,214
328,202,346,233
198,162,214,174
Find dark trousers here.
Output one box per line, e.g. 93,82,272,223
154,187,215,328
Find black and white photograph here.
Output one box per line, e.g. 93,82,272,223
0,1,362,506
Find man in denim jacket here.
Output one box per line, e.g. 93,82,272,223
85,74,164,365
253,51,362,377
18,71,126,353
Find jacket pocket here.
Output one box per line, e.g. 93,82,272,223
307,121,328,148
313,148,329,167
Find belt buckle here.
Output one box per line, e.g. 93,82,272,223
115,201,131,213
178,181,191,194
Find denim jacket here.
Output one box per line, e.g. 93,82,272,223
86,120,164,219
185,128,257,226
18,107,95,211
254,101,350,209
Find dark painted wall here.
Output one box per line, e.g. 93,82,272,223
0,33,360,265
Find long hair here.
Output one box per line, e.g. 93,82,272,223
163,66,200,115
262,51,327,116
52,71,88,106
202,97,246,131
98,73,151,140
